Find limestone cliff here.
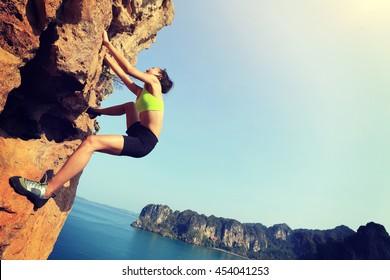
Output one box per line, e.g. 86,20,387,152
132,204,390,259
0,0,174,259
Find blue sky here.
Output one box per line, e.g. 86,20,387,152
77,0,390,232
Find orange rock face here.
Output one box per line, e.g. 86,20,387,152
0,0,174,259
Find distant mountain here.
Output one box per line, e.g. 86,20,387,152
131,204,390,260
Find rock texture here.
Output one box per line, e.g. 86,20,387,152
0,0,174,259
132,204,390,260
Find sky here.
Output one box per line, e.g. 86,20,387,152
77,0,390,232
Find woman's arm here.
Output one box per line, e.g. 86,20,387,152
104,55,142,96
102,31,160,87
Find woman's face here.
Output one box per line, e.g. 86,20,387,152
146,67,162,79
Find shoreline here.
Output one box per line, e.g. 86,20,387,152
211,247,249,260
132,225,249,259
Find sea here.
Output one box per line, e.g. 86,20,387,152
6,197,386,280
48,196,243,260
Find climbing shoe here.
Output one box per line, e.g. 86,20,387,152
40,169,55,184
86,107,101,119
9,176,49,209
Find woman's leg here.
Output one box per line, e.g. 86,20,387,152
93,101,138,118
93,103,125,116
45,103,139,198
11,103,141,202
44,135,124,198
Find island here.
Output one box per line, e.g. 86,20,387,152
132,204,390,259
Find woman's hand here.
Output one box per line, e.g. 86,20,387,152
102,30,110,46
103,54,112,63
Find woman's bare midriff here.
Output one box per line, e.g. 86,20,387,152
139,110,164,138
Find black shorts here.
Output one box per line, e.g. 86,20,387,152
121,122,158,158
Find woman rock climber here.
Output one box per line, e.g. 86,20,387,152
10,30,173,207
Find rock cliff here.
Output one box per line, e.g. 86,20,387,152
0,0,174,259
132,204,390,259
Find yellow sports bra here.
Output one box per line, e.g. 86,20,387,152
136,88,164,113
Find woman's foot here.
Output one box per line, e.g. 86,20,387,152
9,176,51,208
86,107,101,119
10,177,47,198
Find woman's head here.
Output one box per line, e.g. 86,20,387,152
159,68,174,94
147,67,174,94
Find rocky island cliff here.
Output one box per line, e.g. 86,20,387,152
132,204,390,259
0,0,174,259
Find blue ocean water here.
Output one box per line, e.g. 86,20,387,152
49,197,243,260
